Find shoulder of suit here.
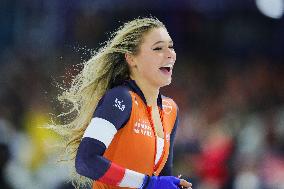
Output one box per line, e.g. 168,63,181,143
161,95,178,106
98,85,132,111
161,95,178,115
106,85,131,96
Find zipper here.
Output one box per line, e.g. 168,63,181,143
154,109,166,171
146,106,157,174
146,106,166,175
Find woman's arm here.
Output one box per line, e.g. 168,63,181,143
75,86,146,188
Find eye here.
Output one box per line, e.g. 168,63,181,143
169,45,174,49
153,47,163,51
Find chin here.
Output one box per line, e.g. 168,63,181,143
159,78,172,87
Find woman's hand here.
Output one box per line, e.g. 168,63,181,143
179,178,192,189
178,175,192,189
140,175,192,189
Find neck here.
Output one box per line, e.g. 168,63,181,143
132,78,159,107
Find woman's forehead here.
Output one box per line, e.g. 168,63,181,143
142,27,173,44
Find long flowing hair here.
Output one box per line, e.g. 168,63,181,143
49,17,165,188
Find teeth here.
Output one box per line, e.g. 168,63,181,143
163,64,173,68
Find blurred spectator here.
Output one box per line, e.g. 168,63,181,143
0,119,13,189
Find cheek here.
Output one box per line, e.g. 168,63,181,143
138,54,158,69
141,58,160,74
136,50,163,75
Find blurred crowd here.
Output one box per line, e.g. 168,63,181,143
0,1,283,189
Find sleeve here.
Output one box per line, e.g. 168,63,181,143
159,106,179,176
93,86,132,130
75,87,145,188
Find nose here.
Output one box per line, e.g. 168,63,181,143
166,48,176,61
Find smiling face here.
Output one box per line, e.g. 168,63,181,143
127,27,176,88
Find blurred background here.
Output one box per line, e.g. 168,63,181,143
0,0,284,189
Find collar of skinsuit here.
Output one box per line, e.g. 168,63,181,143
123,79,163,109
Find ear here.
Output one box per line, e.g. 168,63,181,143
125,53,136,67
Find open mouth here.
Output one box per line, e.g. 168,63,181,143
159,66,171,72
159,63,173,74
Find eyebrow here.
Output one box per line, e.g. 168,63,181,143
151,40,173,46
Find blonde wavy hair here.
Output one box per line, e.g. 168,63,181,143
50,17,165,188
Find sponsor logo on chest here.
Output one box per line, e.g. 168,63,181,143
133,118,153,137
